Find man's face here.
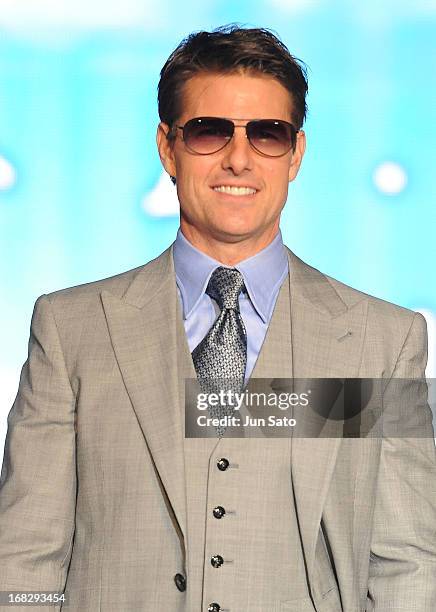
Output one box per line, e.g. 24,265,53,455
157,71,305,255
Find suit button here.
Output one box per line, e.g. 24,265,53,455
217,458,229,471
210,554,224,568
174,573,186,592
208,603,220,612
213,505,226,519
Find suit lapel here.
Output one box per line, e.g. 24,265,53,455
286,249,369,587
101,247,187,541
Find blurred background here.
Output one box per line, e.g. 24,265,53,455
1,0,435,453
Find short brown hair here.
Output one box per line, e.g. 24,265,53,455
158,25,308,131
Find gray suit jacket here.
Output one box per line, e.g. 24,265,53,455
0,246,435,611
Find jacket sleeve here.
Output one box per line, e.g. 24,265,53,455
367,313,436,611
0,295,77,611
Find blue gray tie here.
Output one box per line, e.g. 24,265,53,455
192,267,247,436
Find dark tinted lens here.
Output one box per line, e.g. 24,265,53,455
246,120,294,156
183,117,233,154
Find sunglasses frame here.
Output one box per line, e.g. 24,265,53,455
172,116,298,158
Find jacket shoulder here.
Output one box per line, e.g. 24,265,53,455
325,272,416,321
43,247,172,309
287,247,420,338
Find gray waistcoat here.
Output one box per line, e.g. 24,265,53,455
180,278,312,612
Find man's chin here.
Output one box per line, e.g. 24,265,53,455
208,225,261,244
181,217,278,251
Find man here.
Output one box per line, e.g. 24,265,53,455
0,26,435,612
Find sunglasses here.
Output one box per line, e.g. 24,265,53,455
173,116,297,157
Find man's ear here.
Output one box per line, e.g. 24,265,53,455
288,129,306,183
156,122,177,180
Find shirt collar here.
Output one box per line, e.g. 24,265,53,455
173,229,288,324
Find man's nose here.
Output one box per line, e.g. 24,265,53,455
220,127,254,174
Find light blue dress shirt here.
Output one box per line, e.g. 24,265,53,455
173,229,289,380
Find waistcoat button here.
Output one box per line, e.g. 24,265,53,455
210,554,224,568
217,458,229,471
174,573,186,592
208,603,221,612
213,505,226,519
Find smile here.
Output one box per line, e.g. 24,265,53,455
213,186,257,196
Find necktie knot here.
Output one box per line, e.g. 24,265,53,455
206,267,245,311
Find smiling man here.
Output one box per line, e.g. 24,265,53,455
0,25,435,612
157,70,305,263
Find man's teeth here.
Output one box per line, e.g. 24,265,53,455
213,186,256,196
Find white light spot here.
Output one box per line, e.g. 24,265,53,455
373,161,407,195
142,172,180,217
0,156,17,190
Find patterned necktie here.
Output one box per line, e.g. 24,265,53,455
192,267,247,436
